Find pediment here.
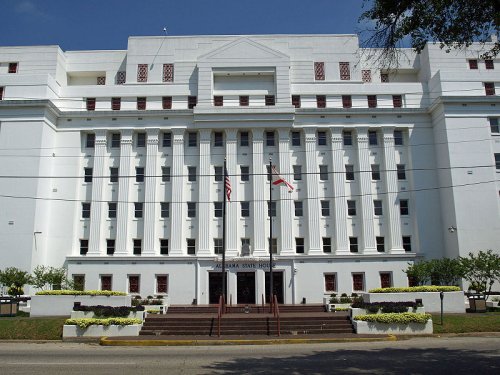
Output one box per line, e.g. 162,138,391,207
199,38,289,62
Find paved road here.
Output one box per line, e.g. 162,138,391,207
1,336,499,374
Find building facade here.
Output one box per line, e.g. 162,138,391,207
0,35,499,304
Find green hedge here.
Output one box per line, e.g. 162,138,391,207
64,318,142,329
36,290,127,296
368,286,461,293
354,313,432,324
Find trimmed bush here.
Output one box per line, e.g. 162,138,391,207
65,318,142,329
369,286,461,293
73,305,144,317
132,298,163,306
354,313,432,324
36,290,127,296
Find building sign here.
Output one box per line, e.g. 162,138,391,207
214,261,276,270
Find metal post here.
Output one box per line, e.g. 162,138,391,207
222,158,227,306
269,158,273,310
440,291,444,325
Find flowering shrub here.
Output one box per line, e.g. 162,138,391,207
73,305,144,317
354,313,432,324
369,286,461,293
36,290,127,296
65,318,142,329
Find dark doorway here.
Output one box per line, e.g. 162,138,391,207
265,271,284,303
208,272,227,304
237,272,256,304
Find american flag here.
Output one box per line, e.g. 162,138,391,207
224,167,232,202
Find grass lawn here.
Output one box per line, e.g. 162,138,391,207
432,312,500,334
0,317,66,340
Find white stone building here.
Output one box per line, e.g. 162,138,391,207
0,34,499,304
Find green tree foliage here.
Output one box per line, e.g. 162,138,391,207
404,261,431,286
0,267,32,297
31,265,71,290
404,258,462,286
460,250,500,297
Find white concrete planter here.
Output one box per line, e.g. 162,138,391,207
362,292,465,313
142,304,167,313
63,324,142,338
350,306,425,318
353,319,433,335
70,310,144,320
30,295,132,317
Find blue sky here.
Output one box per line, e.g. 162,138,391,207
0,0,369,51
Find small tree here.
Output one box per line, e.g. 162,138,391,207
460,250,500,299
404,261,431,286
0,267,32,297
31,266,69,290
428,258,463,286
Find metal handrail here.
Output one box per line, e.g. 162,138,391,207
273,294,280,336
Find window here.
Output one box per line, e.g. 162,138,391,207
214,132,224,147
111,133,121,148
316,95,326,108
101,276,112,291
188,166,197,182
321,200,330,216
314,62,325,80
291,131,301,146
342,95,352,108
214,96,223,107
162,96,172,109
0,86,3,100
265,95,275,106
347,200,356,216
129,276,140,293
160,239,169,255
400,199,409,215
8,62,18,73
134,202,143,218
112,97,121,110
293,165,302,181
368,95,377,108
214,238,223,255
73,275,85,291
319,165,328,180
485,82,496,95
133,239,142,255
318,131,327,145
116,71,126,84
339,62,350,80
241,238,251,254
161,202,170,218
380,272,392,288
97,76,105,85
163,63,174,82
240,166,250,181
239,95,249,106
371,164,380,180
82,203,91,219
110,167,119,183
374,200,383,216
187,202,196,218
162,166,171,182
294,201,303,217
292,95,301,108
496,153,500,170
136,167,145,183
295,238,305,254
214,202,223,218
108,202,117,218
490,118,500,133
485,59,494,70
269,238,278,254
107,239,115,255
137,97,146,110
402,236,412,252
268,201,277,217
214,166,223,182
188,96,197,109
393,95,402,108
349,237,358,253
84,168,93,183
380,73,389,82
86,133,95,148
161,132,172,148
469,59,478,69
266,131,275,146
322,238,332,253
376,237,385,252
343,131,353,145
86,98,96,111
345,164,355,180
137,64,148,82
325,274,336,291
397,164,406,180
394,130,404,145
187,132,198,148
80,239,89,255
240,131,249,146
157,275,168,293
187,239,196,255
368,130,378,145
240,201,250,218
352,274,364,291
362,69,372,83
136,133,146,147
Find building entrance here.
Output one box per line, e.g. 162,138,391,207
236,272,256,304
208,272,227,304
265,271,284,303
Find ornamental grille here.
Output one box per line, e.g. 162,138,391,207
8,63,18,73
137,97,146,110
137,64,148,82
485,59,494,69
342,95,352,108
116,71,126,84
393,95,402,108
316,95,326,108
111,97,121,110
324,274,336,292
239,95,249,106
485,82,496,95
214,96,223,106
265,95,275,106
86,98,96,111
0,86,3,100
129,276,139,293
352,274,364,291
380,73,389,82
97,76,106,85
362,70,371,82
380,273,391,288
292,95,301,108
468,60,478,69
188,96,197,109
163,63,174,82
162,96,172,109
368,95,377,108
157,276,168,293
339,62,350,80
101,276,112,291
314,62,325,80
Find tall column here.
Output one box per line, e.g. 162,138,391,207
252,129,267,256
278,129,294,255
330,128,349,254
115,129,133,255
88,130,107,255
304,128,322,254
169,129,185,255
383,127,405,254
225,129,239,257
143,128,159,255
357,127,377,253
197,129,211,256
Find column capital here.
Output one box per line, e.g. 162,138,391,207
95,129,107,139
120,129,133,138
199,129,211,142
146,127,160,136
225,128,237,140
382,126,396,135
251,128,264,141
277,128,290,140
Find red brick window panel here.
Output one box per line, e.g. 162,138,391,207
157,275,168,294
292,95,301,108
362,69,372,83
485,82,496,96
380,73,389,82
342,95,352,108
265,95,275,106
8,62,18,73
239,95,249,106
352,274,364,291
97,76,106,85
162,96,172,109
339,62,350,80
86,98,96,111
163,63,174,82
137,64,148,82
485,59,494,70
324,274,336,292
316,95,326,108
380,273,392,288
408,276,418,287
314,62,325,80
392,95,402,108
101,276,112,291
129,276,140,294
112,97,121,110
116,71,126,84
367,95,377,108
0,86,3,100
188,95,197,109
469,59,478,69
214,95,223,107
137,97,146,110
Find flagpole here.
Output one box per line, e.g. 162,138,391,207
222,158,227,306
269,157,273,311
